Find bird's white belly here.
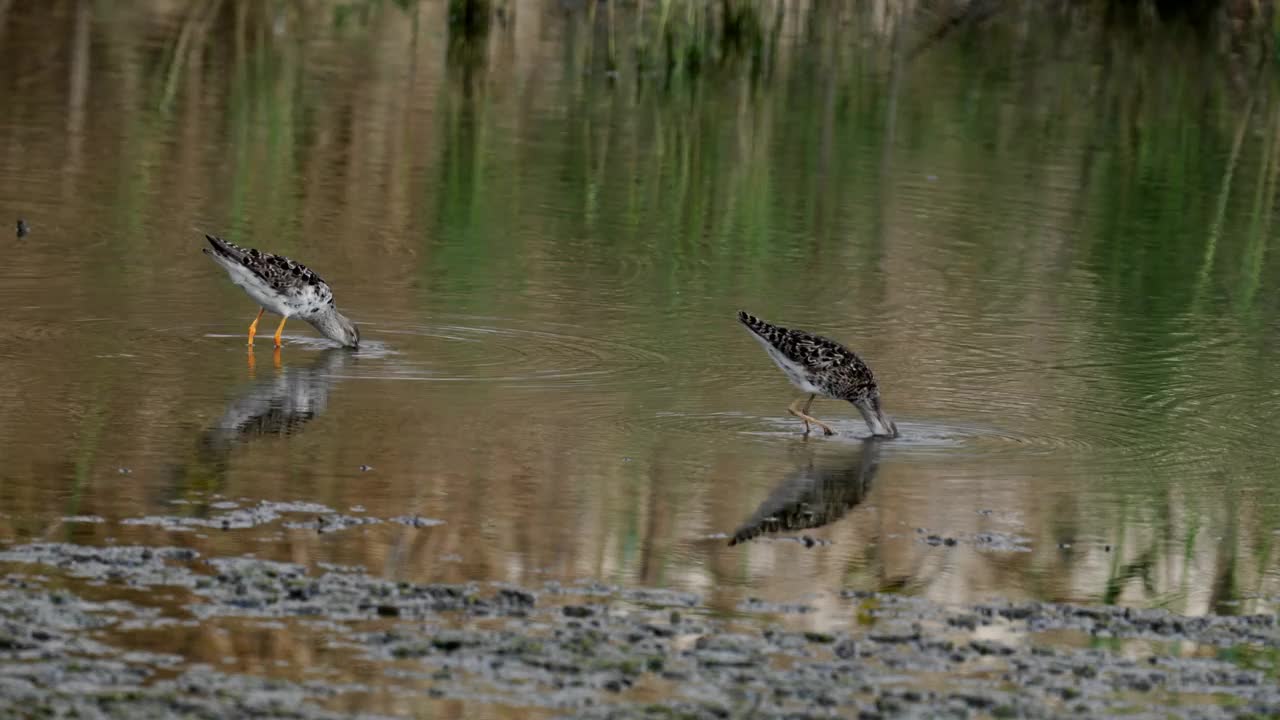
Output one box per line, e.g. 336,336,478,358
754,336,824,395
227,265,294,317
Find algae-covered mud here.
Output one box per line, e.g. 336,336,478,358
1,540,1277,719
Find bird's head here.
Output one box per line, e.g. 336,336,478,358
851,395,898,438
312,308,360,349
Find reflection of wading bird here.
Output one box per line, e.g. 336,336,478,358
729,439,881,546
164,349,349,503
202,349,348,452
202,235,360,349
738,311,898,438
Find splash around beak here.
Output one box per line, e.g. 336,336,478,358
853,398,899,438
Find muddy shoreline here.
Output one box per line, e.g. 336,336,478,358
0,541,1275,719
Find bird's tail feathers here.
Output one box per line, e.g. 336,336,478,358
203,234,246,264
737,310,780,340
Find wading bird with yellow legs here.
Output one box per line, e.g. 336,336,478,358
202,234,360,351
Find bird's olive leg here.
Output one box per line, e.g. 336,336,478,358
799,394,835,436
789,395,836,437
787,398,812,437
802,395,834,436
273,317,287,348
247,308,265,347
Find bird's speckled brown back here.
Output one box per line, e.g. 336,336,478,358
204,235,335,309
737,310,880,402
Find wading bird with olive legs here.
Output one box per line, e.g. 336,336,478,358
202,235,360,350
738,311,897,438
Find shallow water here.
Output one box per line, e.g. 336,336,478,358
1,0,1279,671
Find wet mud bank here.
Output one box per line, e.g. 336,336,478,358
0,542,1276,719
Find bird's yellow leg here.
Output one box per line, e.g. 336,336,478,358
247,308,265,347
788,395,835,437
273,317,287,348
272,345,282,369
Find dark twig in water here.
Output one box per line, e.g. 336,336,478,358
16,219,29,238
